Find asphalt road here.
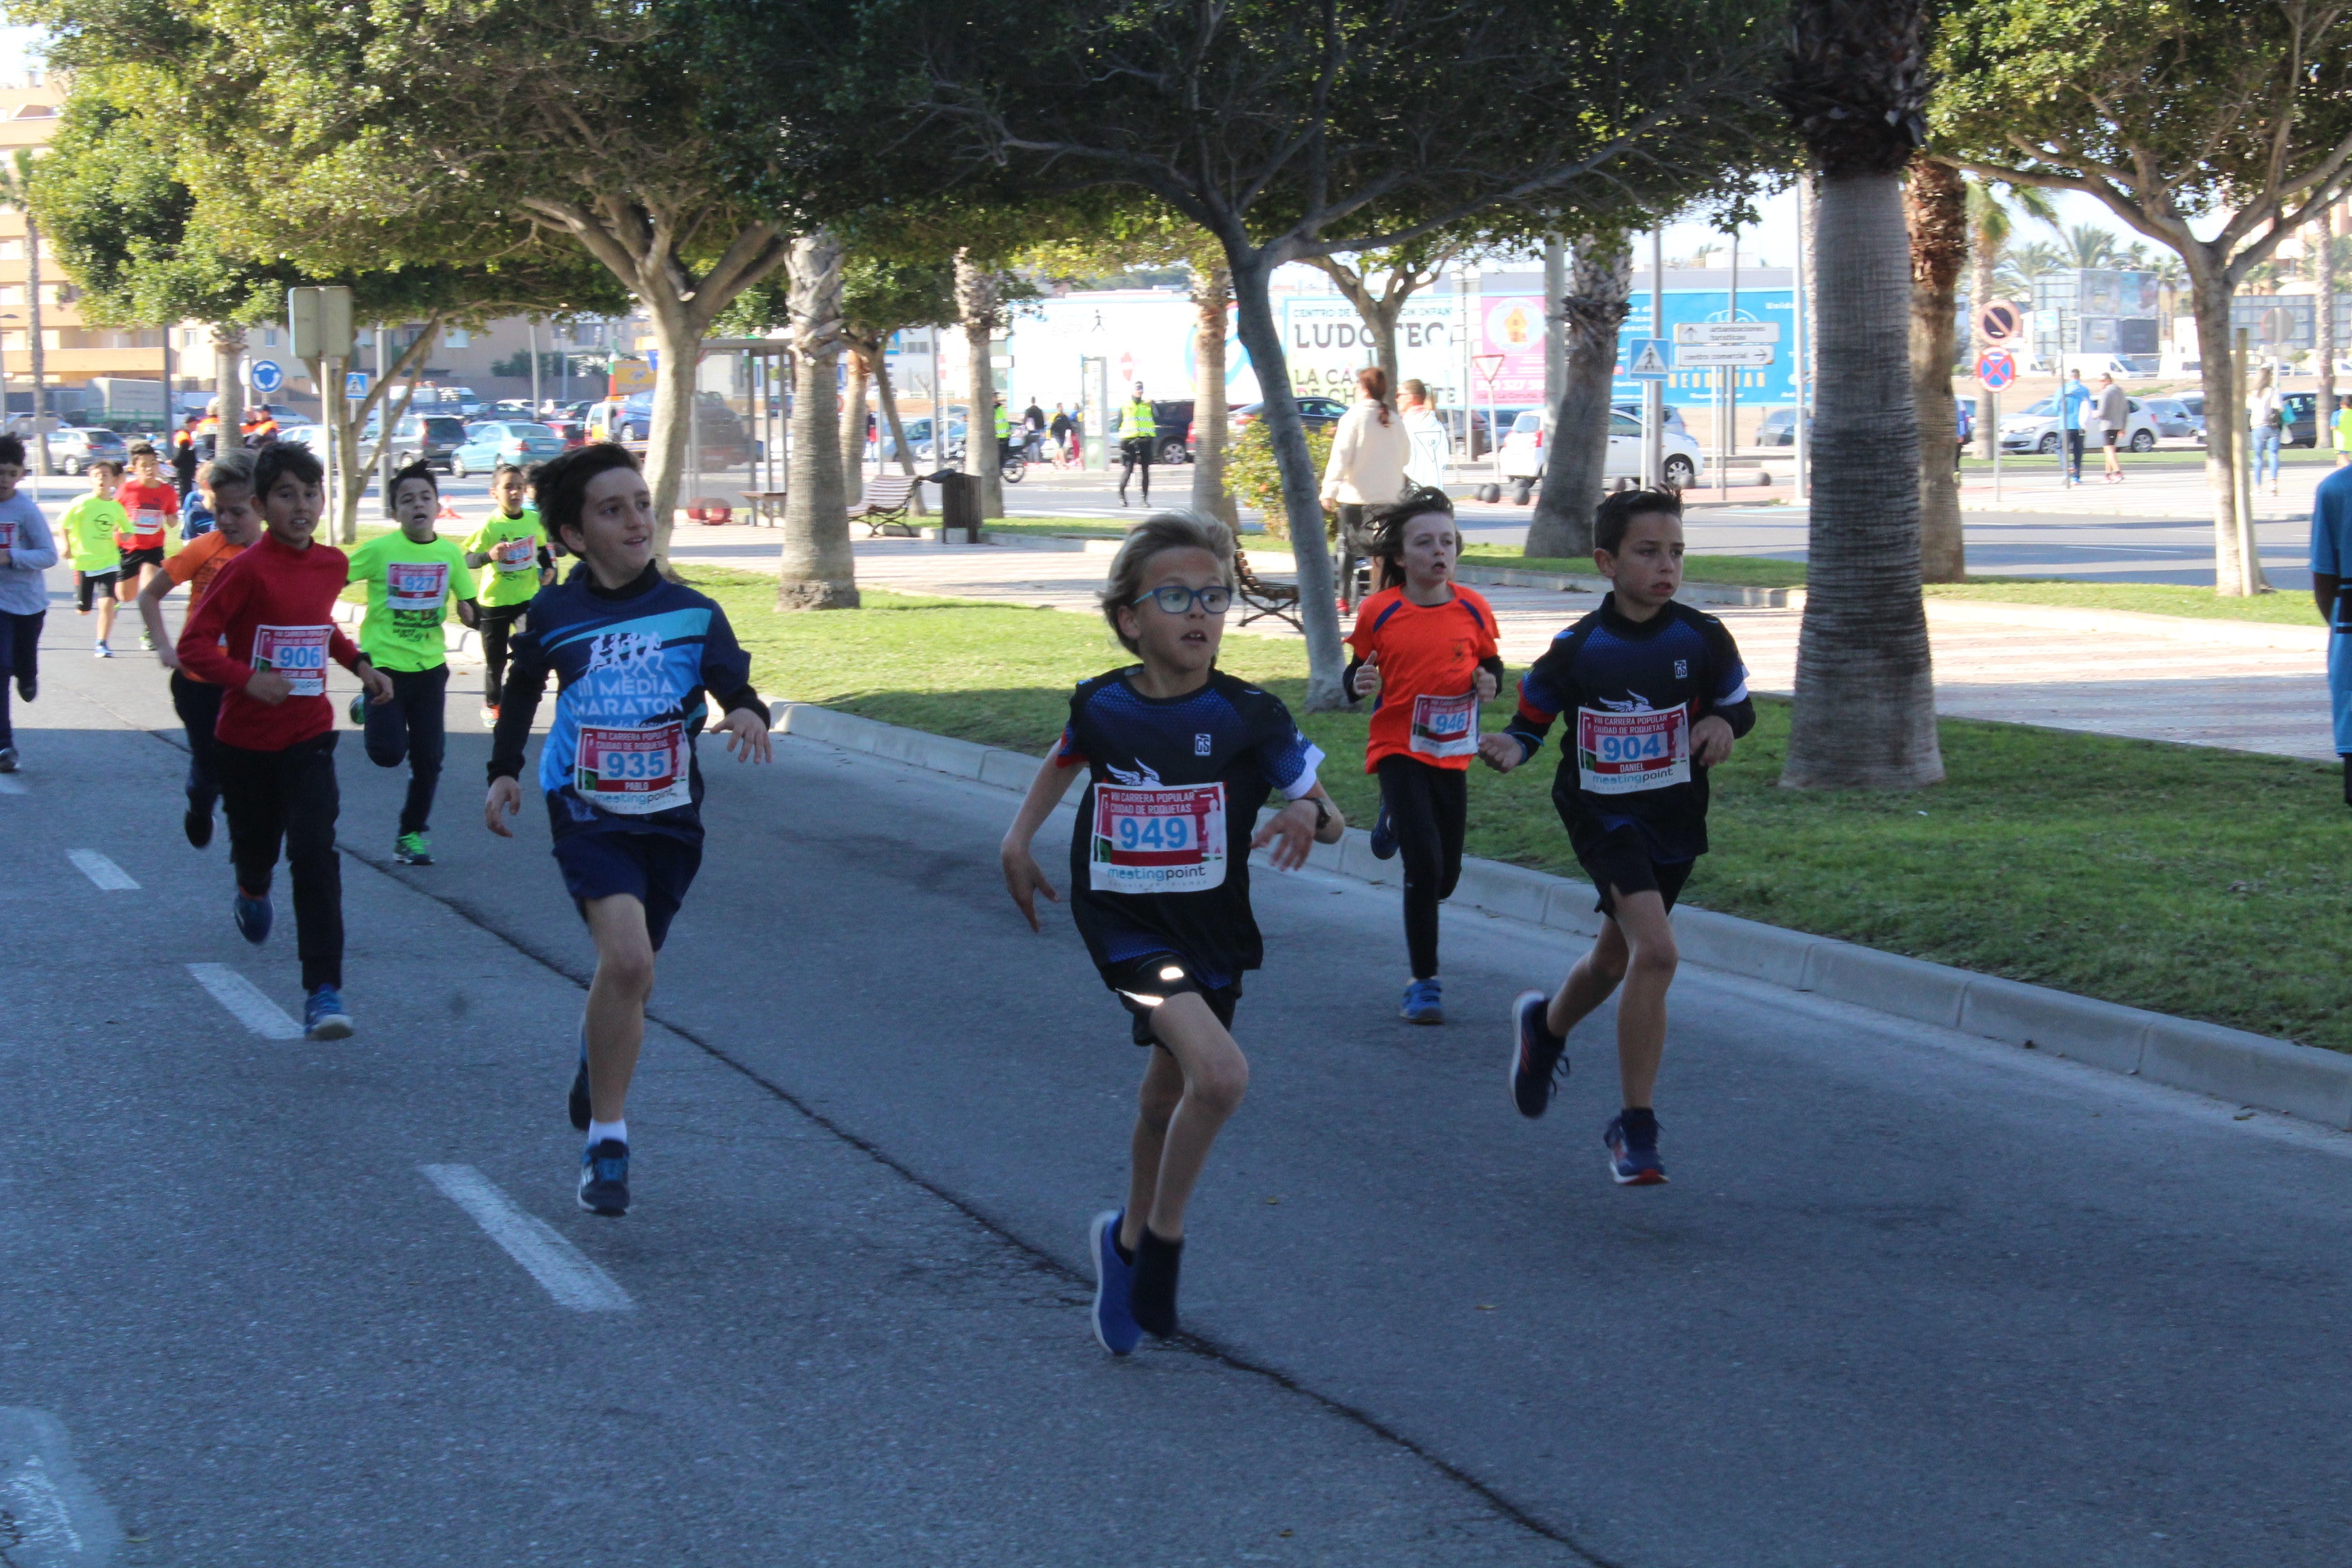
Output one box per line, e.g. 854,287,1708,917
9,604,2352,1564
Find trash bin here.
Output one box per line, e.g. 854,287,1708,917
937,472,981,544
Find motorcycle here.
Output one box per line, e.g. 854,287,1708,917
943,438,1026,485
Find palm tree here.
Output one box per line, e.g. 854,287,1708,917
2062,223,2122,271
1776,0,1943,789
1996,239,2069,301
0,150,52,476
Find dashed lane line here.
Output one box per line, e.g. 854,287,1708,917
66,849,139,890
184,962,304,1041
419,1164,634,1313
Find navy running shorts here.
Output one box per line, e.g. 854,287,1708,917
75,570,120,612
1575,826,1695,919
1100,951,1242,1048
118,545,165,574
551,827,703,951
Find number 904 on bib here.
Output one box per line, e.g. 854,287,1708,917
1575,704,1690,794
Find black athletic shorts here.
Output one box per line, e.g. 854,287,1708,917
551,826,704,951
118,546,165,574
1575,825,1695,919
2101,431,2121,448
1100,951,1241,1048
75,570,120,612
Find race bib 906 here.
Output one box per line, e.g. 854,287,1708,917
1090,782,1227,894
575,721,690,815
1409,690,1479,760
252,623,332,698
1576,704,1690,794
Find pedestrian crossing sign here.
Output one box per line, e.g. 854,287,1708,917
1625,339,1670,380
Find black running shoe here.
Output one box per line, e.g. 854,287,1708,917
1604,1110,1667,1186
578,1139,630,1216
184,798,214,849
1510,990,1568,1119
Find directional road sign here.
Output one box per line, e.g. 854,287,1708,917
1976,348,2016,390
345,370,371,400
1624,338,1671,379
1673,321,1780,346
248,359,284,394
1673,344,1774,368
1976,301,2023,343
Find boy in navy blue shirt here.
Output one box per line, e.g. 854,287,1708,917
485,443,770,1217
1480,489,1754,1186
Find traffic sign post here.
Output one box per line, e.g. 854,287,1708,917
1976,301,2023,344
248,359,283,395
1976,348,2016,503
1624,338,1671,379
345,370,370,400
1471,353,1505,484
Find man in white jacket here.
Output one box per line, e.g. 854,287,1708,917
1399,378,1452,490
1322,367,1413,608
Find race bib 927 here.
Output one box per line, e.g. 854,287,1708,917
1090,782,1227,894
1576,704,1690,794
252,623,332,697
385,561,448,614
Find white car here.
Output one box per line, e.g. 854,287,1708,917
1499,408,1703,500
1998,395,2160,455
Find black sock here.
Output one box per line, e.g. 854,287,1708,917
1111,1228,1134,1268
1620,1105,1658,1134
1128,1226,1183,1339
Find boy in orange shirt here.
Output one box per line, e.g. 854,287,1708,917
1343,487,1502,1024
137,452,261,847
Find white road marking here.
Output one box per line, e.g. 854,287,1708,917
0,1407,125,1567
184,963,304,1041
65,849,139,890
419,1164,634,1313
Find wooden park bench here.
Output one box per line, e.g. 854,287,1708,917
1235,547,1302,632
847,472,919,536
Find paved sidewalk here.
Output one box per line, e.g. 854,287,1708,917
674,529,2340,762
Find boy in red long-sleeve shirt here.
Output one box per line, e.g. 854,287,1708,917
114,442,180,651
180,443,391,1039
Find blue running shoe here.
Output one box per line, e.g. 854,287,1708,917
568,1028,591,1132
1401,976,1443,1024
304,985,353,1041
1089,1209,1142,1356
1510,990,1567,1118
1604,1110,1667,1186
233,889,273,946
579,1138,630,1216
1369,801,1398,860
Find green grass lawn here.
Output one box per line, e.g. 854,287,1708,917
1460,544,1808,589
1921,580,2325,625
694,566,2352,1050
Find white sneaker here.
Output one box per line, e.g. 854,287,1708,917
481,704,499,730
93,642,112,659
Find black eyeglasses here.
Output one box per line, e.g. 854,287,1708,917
1134,584,1233,616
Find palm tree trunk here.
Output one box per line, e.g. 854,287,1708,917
1529,235,1631,558
25,217,47,476
838,345,870,508
1909,159,1967,582
1785,170,1943,787
777,231,858,610
955,250,1004,521
1190,265,1235,528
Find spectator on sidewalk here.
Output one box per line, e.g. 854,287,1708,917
2058,368,2091,484
2097,374,2130,483
1049,403,1074,466
1321,365,1412,608
1022,399,1047,462
2251,366,2284,497
1399,378,1452,491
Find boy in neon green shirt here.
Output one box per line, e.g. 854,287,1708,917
346,461,478,864
461,461,554,728
58,461,129,655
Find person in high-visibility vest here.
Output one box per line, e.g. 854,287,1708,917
993,397,1012,464
1115,384,1156,506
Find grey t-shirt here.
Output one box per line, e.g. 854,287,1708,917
0,491,56,617
2097,386,2128,432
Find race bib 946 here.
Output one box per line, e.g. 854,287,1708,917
252,623,332,698
1409,690,1479,760
1090,782,1227,894
1576,704,1690,794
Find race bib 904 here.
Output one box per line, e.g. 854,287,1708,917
1576,704,1690,795
1409,690,1479,760
1090,782,1227,894
575,721,689,815
252,623,332,698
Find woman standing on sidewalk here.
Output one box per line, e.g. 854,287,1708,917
2251,367,2285,497
1322,366,1412,608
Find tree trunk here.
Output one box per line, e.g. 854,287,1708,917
1190,266,1236,528
332,321,436,544
2319,203,2338,445
839,346,870,507
1908,158,1967,583
24,218,46,475
640,299,701,575
212,323,246,470
1529,235,1632,559
1230,251,1344,708
778,231,857,610
1782,171,1944,789
2188,264,2255,593
955,250,1004,521
1305,257,1403,399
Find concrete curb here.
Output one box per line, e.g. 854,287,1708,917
769,701,2352,1133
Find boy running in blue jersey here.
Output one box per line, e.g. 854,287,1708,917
483,443,770,1217
1480,489,1754,1186
1001,510,1343,1353
2307,461,2352,802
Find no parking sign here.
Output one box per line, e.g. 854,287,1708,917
1976,348,2016,391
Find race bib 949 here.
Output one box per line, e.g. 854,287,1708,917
1576,704,1690,794
1090,782,1227,894
252,623,332,698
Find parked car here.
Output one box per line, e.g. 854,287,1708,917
48,427,128,475
1999,395,2160,454
589,391,755,468
544,418,587,449
2141,395,2204,440
391,412,472,472
448,421,570,478
879,415,966,464
490,399,536,419
1232,396,1350,439
1611,402,1690,442
1498,407,1704,499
